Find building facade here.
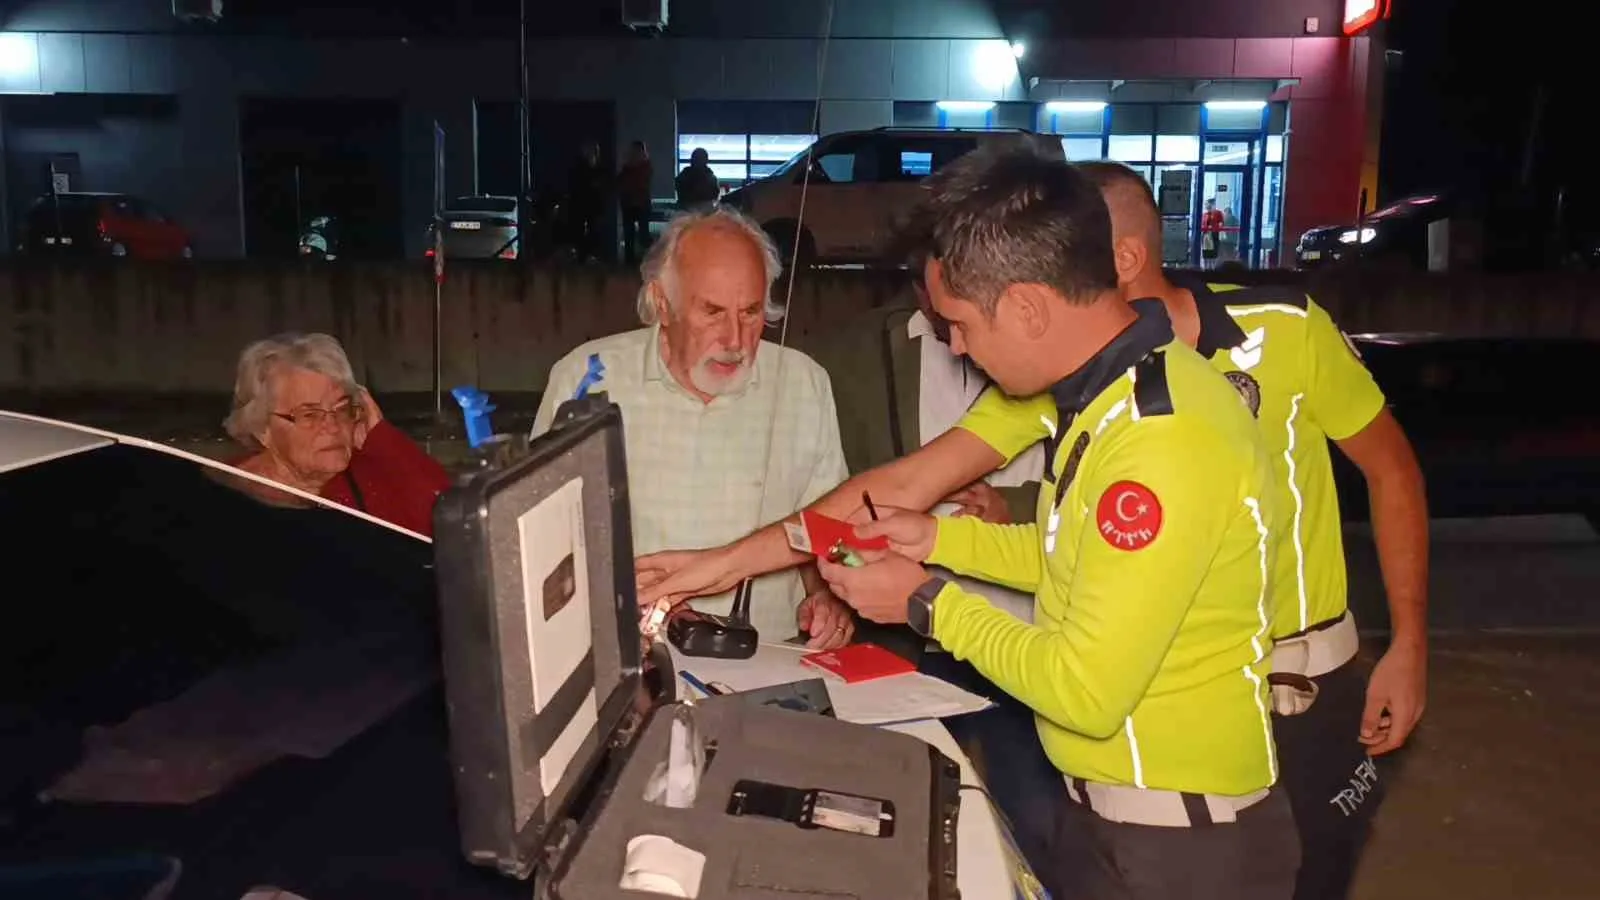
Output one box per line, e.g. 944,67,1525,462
0,0,1381,263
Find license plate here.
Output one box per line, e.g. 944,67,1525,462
449,220,481,230
1301,250,1321,260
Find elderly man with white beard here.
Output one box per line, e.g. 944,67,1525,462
532,206,855,648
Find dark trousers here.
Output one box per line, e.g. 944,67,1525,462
1274,660,1383,900
1049,787,1301,900
570,211,601,262
621,206,650,264
918,652,1062,884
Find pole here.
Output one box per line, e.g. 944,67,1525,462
518,0,531,265
292,164,303,255
433,276,443,421
433,225,444,422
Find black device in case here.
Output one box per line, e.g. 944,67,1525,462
432,398,963,900
667,579,760,659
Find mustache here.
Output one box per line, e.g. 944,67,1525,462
702,350,747,365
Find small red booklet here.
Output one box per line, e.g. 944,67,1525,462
782,510,890,557
800,642,917,684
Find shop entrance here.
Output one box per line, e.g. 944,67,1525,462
1196,137,1258,268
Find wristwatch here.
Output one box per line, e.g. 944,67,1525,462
906,577,949,638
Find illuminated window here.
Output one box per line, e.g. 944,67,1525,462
1061,137,1106,161
1155,135,1201,163
1266,135,1285,164
1202,140,1256,165
1107,135,1153,162
677,133,817,187
900,151,933,178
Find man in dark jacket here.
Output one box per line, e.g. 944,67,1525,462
675,148,721,211
567,141,609,263
617,140,654,265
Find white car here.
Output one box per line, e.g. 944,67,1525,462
722,127,1064,265
0,411,459,898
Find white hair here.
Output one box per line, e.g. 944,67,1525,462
223,331,359,451
635,205,785,326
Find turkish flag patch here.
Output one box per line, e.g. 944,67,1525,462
1095,481,1164,551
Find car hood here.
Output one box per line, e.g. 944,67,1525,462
0,410,429,542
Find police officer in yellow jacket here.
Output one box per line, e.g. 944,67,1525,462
1079,162,1428,900
816,144,1299,899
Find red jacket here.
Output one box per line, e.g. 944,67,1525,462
320,420,451,537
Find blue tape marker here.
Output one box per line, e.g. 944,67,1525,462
572,353,606,400
450,386,497,449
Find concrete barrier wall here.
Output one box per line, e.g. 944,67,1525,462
3,261,1598,395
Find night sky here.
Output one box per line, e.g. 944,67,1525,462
1382,0,1589,208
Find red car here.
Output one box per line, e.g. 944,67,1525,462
19,192,194,260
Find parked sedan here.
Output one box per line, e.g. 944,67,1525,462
0,412,525,899
1333,334,1600,530
1294,193,1447,270
430,195,520,261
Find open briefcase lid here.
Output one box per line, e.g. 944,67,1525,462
431,399,646,880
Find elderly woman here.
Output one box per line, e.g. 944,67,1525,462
223,332,450,537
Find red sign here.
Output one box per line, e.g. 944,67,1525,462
1343,0,1390,35
1095,481,1164,551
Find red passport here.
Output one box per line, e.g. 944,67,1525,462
800,642,917,684
782,510,890,557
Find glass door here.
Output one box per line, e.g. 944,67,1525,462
1259,165,1284,268
1197,138,1259,268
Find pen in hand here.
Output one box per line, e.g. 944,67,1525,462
862,490,880,522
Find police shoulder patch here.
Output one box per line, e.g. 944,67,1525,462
1224,370,1262,418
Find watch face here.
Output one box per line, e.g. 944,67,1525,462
907,586,935,637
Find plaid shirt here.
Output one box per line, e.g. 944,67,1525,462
534,326,849,639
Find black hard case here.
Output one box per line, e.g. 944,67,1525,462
433,401,963,900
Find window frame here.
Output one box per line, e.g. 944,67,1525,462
676,132,818,188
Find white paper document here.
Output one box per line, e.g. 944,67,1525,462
519,477,598,796
668,643,993,725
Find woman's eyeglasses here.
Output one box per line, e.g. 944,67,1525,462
273,402,363,429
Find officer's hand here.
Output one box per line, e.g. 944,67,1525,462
944,481,1011,524
853,510,937,562
817,549,928,625
1361,636,1427,755
636,546,742,612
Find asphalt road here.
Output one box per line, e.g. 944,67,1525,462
1350,632,1600,900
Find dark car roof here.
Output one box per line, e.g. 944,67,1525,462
1351,333,1600,414
0,414,494,897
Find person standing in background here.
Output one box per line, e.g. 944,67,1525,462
676,148,721,211
1201,197,1224,269
618,140,654,265
567,140,609,263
